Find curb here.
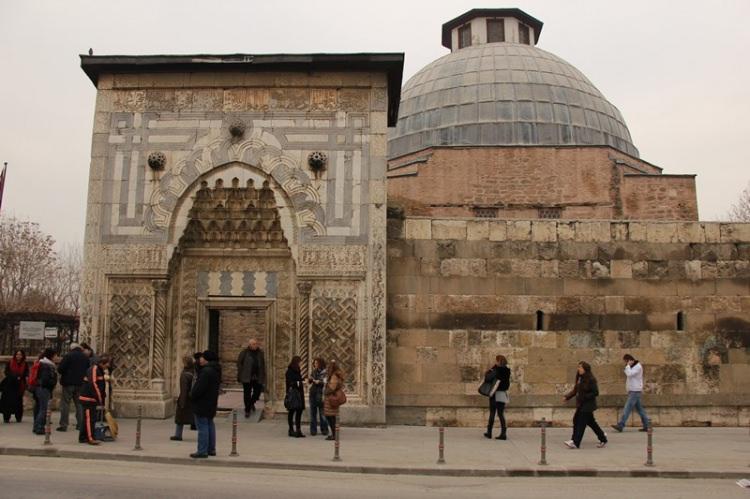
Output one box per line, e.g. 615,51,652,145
0,446,746,479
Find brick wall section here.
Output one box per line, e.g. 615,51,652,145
387,146,698,220
622,175,699,220
386,217,750,426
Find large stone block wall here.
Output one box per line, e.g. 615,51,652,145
386,146,698,220
386,217,750,426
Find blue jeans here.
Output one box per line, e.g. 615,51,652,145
309,396,328,435
617,391,650,429
33,387,51,433
195,416,216,455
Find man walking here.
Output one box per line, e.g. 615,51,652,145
57,343,90,432
237,338,266,417
191,350,221,458
611,354,650,432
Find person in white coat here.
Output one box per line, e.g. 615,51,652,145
611,354,650,432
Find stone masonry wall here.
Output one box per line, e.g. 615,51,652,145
386,217,750,427
387,146,698,220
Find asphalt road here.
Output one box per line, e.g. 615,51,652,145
0,456,746,498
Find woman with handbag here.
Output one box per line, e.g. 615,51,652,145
323,360,346,441
171,355,195,441
285,355,305,438
483,354,510,440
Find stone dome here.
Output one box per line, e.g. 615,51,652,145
389,42,639,159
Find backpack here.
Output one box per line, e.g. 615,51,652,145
27,360,40,392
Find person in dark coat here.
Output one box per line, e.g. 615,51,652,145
285,355,305,438
564,361,608,449
78,355,111,445
190,350,221,458
307,357,328,436
236,338,266,417
0,349,28,423
56,343,90,432
171,355,195,441
483,354,511,440
32,348,59,435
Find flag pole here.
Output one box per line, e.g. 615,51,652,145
0,162,7,213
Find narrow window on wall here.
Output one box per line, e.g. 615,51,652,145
487,19,505,43
676,311,685,331
519,24,531,45
536,310,544,331
473,207,498,218
459,24,472,49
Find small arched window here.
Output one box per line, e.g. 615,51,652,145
676,311,685,331
535,310,544,331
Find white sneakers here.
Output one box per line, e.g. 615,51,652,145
596,440,607,448
564,440,577,449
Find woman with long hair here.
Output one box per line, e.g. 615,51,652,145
285,355,305,438
563,361,607,449
0,349,29,423
483,354,510,440
307,357,329,436
323,360,345,441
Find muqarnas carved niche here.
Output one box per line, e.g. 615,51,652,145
179,177,289,250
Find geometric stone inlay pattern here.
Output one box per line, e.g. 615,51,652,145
107,280,153,390
197,271,278,298
311,285,358,394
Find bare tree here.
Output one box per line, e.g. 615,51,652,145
728,182,750,222
0,216,82,314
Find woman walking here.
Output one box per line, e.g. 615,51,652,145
0,350,29,423
323,360,345,441
285,355,305,438
307,357,329,436
563,361,607,449
483,354,510,440
171,355,195,441
33,348,59,435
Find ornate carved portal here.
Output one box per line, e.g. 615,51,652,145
107,280,153,390
170,176,294,406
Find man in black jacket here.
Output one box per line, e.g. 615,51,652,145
57,343,90,432
236,338,265,417
32,348,59,435
191,350,221,458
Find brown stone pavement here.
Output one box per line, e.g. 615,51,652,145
1,413,748,478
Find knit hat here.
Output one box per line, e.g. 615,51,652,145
202,350,219,362
69,342,81,351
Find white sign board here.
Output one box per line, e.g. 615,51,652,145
44,327,58,339
19,321,45,340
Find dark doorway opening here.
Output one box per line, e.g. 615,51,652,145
208,309,220,354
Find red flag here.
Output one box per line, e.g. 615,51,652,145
0,162,6,212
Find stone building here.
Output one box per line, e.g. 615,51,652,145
385,9,749,427
79,8,749,427
79,53,403,422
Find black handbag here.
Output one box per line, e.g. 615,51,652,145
284,388,303,411
478,370,499,397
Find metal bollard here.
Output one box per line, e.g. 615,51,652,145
43,407,52,445
538,417,548,465
332,423,341,462
230,409,239,457
133,404,143,451
437,420,446,464
644,425,654,466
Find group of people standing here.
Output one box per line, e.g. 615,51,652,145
0,342,113,446
285,356,346,440
169,339,348,459
482,353,651,449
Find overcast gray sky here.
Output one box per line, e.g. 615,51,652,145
1,0,749,247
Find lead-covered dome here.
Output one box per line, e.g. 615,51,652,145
389,42,639,159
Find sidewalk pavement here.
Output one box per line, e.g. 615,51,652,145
1,413,748,479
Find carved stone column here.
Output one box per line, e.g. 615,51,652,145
297,281,313,377
151,279,170,382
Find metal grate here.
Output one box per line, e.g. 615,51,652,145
473,207,498,218
538,207,562,219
